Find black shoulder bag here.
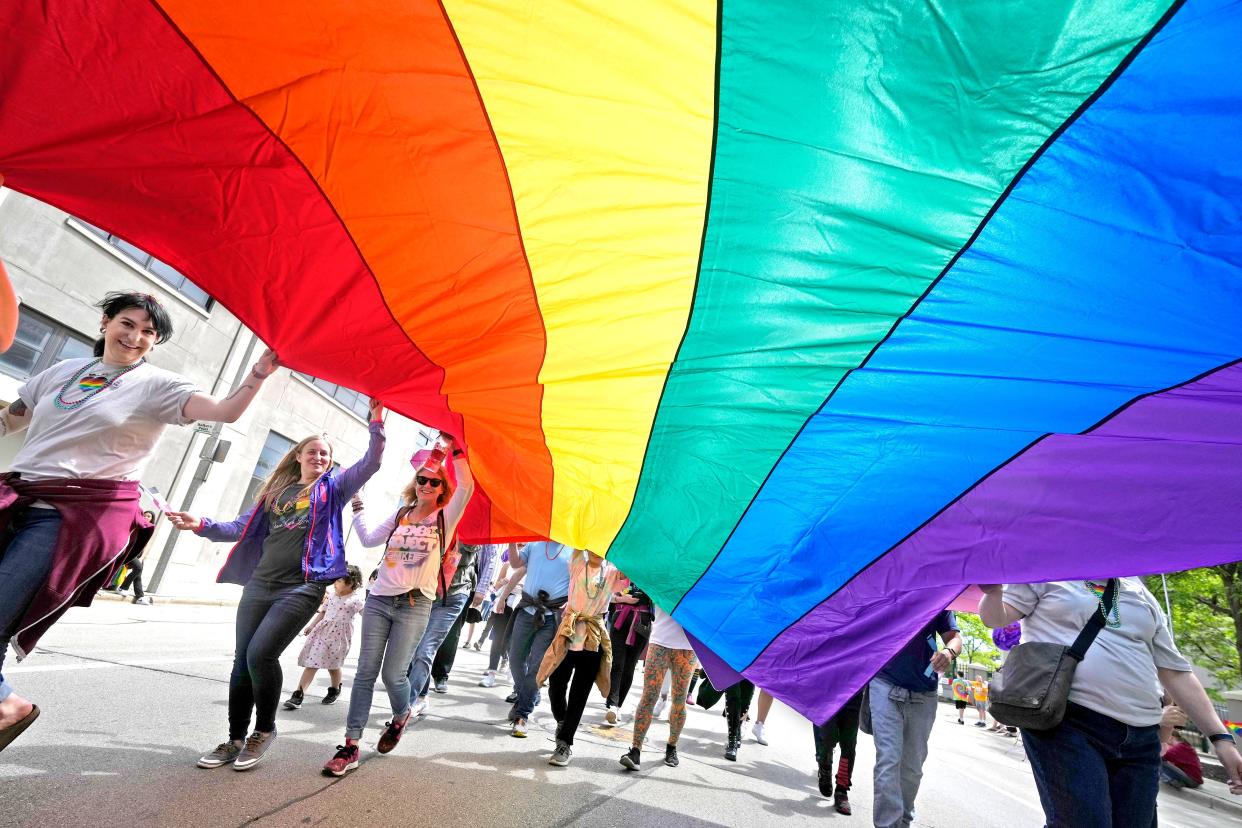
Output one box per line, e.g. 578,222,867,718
988,578,1117,731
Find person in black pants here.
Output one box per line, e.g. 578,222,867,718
429,600,471,691
604,578,652,723
814,688,864,815
106,509,155,604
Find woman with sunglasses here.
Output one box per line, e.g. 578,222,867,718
321,436,473,777
168,400,385,772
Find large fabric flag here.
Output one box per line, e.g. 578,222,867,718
2,0,1239,720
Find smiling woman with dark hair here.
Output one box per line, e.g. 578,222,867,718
0,290,278,754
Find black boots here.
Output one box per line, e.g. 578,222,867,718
620,747,641,771
282,689,303,710
724,706,743,761
664,743,679,767
322,684,342,705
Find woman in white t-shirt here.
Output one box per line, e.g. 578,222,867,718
620,606,698,772
979,579,1242,826
321,440,473,777
0,291,276,753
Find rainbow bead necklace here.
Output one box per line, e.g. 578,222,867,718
53,358,145,411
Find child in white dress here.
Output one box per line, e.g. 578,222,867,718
283,566,364,708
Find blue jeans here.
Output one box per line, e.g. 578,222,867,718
345,591,432,738
405,591,469,705
229,580,325,739
1023,701,1160,827
0,508,64,702
508,607,561,720
869,675,938,828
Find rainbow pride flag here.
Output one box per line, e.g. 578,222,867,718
2,0,1240,719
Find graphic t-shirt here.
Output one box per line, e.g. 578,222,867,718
13,357,197,480
379,511,442,599
971,680,988,703
252,484,312,587
352,508,443,599
952,678,972,702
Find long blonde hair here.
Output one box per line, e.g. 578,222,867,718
400,463,454,510
254,434,335,508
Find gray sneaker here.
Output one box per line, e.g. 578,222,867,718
548,740,572,766
197,740,242,769
233,730,276,771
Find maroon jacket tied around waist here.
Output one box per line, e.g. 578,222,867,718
0,475,152,657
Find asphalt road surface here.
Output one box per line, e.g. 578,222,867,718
0,601,1223,827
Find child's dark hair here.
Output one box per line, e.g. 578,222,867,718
94,291,175,356
341,564,363,592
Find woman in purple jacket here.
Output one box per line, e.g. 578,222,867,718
168,402,385,772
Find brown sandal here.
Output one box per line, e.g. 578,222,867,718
0,704,40,753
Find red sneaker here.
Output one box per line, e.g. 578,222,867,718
322,744,360,777
376,713,411,754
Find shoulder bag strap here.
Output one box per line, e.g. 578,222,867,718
1067,578,1118,662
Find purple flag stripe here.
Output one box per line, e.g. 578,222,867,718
744,360,1242,722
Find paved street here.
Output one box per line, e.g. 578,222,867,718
0,600,1228,827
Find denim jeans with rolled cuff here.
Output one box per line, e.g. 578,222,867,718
345,590,432,739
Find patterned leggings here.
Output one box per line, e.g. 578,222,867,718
631,644,697,749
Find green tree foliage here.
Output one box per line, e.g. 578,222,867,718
1145,565,1241,695
955,612,1001,671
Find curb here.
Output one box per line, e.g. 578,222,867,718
1162,784,1242,819
94,591,239,608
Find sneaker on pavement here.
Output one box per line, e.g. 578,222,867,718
752,720,768,745
478,672,497,688
411,697,429,718
652,697,666,721
664,744,679,767
834,789,852,816
133,596,153,605
620,747,641,771
511,718,528,738
548,740,572,766
461,640,473,650
233,730,276,771
196,740,242,769
433,678,449,694
283,690,304,711
377,712,411,754
322,685,341,705
472,641,483,651
605,707,618,725
323,743,360,777
974,721,987,728
505,691,519,704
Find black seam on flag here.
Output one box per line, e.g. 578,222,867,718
435,0,553,539
143,0,463,432
742,353,1242,681
609,0,725,561
669,0,1189,652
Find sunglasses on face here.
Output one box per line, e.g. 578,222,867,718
415,475,443,488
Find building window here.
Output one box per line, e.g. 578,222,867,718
242,431,296,510
0,306,94,381
78,222,213,309
296,373,371,419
